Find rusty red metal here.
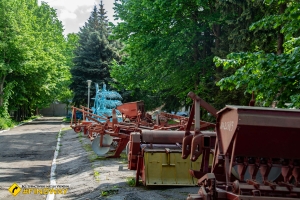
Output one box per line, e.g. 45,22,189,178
116,101,145,122
70,102,202,158
184,96,300,199
126,93,217,186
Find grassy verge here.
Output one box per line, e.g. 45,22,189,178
62,117,71,123
0,115,42,131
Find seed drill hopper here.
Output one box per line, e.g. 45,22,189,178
184,93,300,199
127,92,217,186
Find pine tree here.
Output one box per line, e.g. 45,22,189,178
70,1,120,106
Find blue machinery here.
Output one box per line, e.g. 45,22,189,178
91,83,123,122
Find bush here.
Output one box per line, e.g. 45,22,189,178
0,118,12,130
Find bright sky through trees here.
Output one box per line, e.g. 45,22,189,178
37,0,116,34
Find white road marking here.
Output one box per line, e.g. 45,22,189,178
46,126,63,200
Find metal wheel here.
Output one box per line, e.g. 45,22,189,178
74,126,81,133
91,134,113,155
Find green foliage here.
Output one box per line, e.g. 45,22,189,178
215,0,300,108
70,3,121,106
110,0,274,110
94,170,100,182
0,0,75,120
126,177,135,187
62,117,71,123
56,33,79,105
101,191,108,196
0,117,14,130
100,188,118,197
111,0,216,110
215,51,300,107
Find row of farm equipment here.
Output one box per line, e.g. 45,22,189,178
70,88,300,199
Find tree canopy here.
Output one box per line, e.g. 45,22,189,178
70,2,121,106
215,0,300,108
0,0,75,121
110,0,278,111
1,0,299,124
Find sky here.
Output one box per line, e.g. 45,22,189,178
38,0,116,35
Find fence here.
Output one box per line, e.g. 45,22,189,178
39,103,67,117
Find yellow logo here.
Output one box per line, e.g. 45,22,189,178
8,183,21,196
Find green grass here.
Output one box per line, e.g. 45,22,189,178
88,154,106,162
1,115,42,131
100,187,119,197
61,127,72,131
78,132,83,143
126,177,136,187
20,115,41,123
0,118,15,130
56,129,67,139
94,170,100,182
59,130,67,138
101,190,108,196
62,117,71,123
119,152,128,164
83,144,93,152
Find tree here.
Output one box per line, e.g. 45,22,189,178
214,0,300,108
0,0,72,121
111,0,216,111
57,33,79,106
110,0,274,111
7,0,68,119
70,2,121,106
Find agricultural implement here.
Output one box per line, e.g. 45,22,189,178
127,92,217,186
70,105,137,158
70,99,205,158
183,93,300,199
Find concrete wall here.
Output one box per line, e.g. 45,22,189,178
40,103,67,116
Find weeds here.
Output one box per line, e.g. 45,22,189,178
126,177,136,187
83,144,92,152
101,191,108,196
61,127,72,131
119,152,128,164
78,132,83,143
62,117,71,123
100,187,119,197
56,131,63,139
88,154,106,162
94,170,100,182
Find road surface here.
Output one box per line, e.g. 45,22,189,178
0,117,63,200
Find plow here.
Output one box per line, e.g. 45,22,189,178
70,85,300,199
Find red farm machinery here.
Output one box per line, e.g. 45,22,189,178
70,89,300,199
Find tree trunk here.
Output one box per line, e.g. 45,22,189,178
277,3,286,55
274,2,287,106
0,75,6,107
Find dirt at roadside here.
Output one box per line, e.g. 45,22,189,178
55,128,199,200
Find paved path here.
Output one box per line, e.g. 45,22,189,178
0,117,63,200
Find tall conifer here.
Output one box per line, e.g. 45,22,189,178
70,1,120,106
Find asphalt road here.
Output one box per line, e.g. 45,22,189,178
0,117,63,200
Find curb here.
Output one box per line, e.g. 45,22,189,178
0,116,43,133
